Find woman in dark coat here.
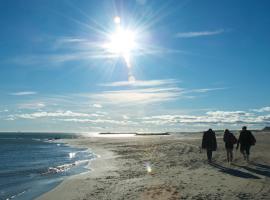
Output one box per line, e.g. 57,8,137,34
202,129,217,163
223,129,237,163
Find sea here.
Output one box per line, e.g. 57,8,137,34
0,132,96,200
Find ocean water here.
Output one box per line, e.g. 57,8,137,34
0,133,95,200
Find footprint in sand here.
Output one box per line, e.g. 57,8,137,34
141,186,180,200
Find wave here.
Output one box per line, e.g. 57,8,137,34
6,190,27,200
42,159,90,175
69,149,93,158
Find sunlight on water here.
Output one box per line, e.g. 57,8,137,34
69,152,76,159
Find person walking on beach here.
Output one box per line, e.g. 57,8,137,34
236,126,256,162
223,129,237,163
202,129,217,163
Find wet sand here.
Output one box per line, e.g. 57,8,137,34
37,132,270,200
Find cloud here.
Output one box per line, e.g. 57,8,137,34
55,37,88,47
5,106,270,130
9,51,117,66
142,110,270,126
175,29,224,38
99,79,179,87
9,111,98,120
58,118,137,125
10,91,37,96
93,104,103,108
252,107,270,113
18,102,46,109
80,79,226,105
122,115,130,120
8,31,187,67
90,87,183,104
189,88,226,93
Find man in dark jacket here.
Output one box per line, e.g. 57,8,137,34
236,126,256,162
202,129,217,163
223,129,237,163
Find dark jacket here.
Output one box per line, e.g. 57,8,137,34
223,131,237,149
202,130,217,151
237,130,256,147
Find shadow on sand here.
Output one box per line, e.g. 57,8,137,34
210,162,260,179
234,162,270,178
251,162,270,170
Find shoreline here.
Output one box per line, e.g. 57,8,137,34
0,135,94,200
36,137,118,200
37,133,270,200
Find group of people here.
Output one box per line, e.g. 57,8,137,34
201,126,256,163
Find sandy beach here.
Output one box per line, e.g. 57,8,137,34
37,132,270,200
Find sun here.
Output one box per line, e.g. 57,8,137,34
104,17,137,65
103,16,138,80
106,28,136,56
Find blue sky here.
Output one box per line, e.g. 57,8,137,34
0,0,270,132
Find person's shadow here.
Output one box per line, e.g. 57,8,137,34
209,162,260,179
234,162,270,178
251,162,270,170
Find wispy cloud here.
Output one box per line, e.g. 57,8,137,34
85,79,226,105
90,87,183,105
7,32,187,66
4,106,270,131
252,106,270,113
58,118,137,125
175,29,225,38
9,111,99,120
17,102,46,110
188,88,226,93
10,91,37,96
9,51,114,66
99,79,179,87
93,103,103,108
142,110,270,126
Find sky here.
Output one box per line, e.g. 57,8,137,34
0,0,270,133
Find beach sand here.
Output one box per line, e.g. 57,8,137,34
37,132,270,200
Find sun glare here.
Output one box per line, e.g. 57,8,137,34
104,16,137,63
106,28,136,56
114,16,121,24
103,16,138,82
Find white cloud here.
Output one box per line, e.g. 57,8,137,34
96,111,108,115
90,87,183,104
71,79,227,106
122,115,130,120
18,102,46,109
175,29,224,38
189,88,226,93
10,111,97,120
100,79,179,87
58,118,137,125
142,110,270,126
252,107,270,113
88,84,225,105
93,104,103,108
55,37,88,46
10,91,37,96
9,51,115,66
